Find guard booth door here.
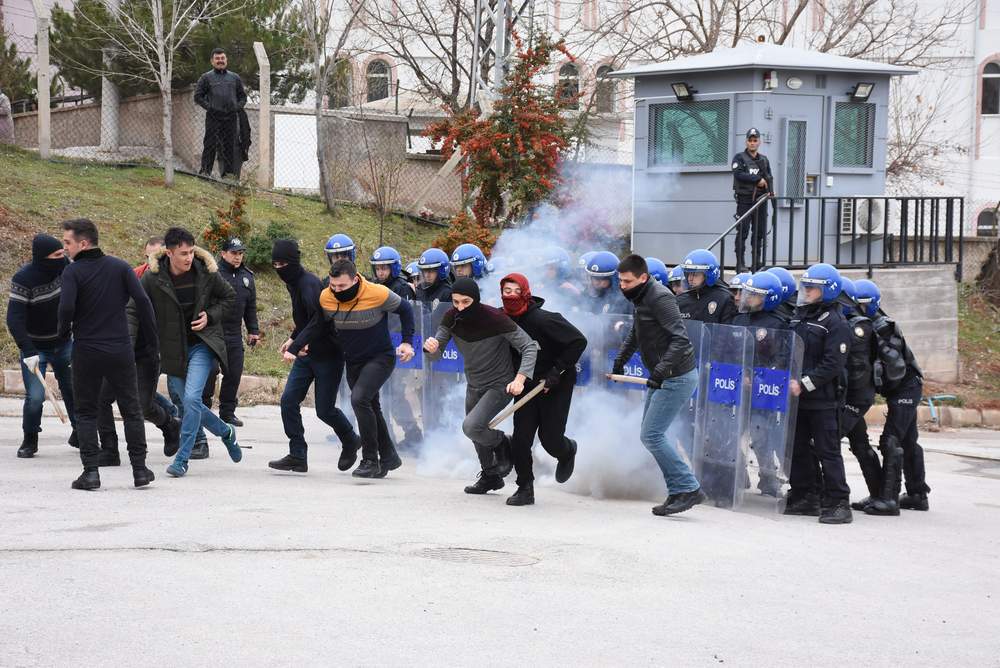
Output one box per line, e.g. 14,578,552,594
772,93,825,263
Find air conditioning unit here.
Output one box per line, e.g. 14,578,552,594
840,198,886,237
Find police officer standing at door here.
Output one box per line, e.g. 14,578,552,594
731,128,774,272
203,237,259,427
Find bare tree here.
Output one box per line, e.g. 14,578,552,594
62,0,247,185
356,111,405,244
295,0,364,210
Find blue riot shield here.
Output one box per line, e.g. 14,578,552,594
382,301,426,449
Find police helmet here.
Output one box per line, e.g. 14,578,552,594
838,277,858,317
370,246,402,279
681,249,721,287
667,266,685,284
730,272,752,294
585,251,620,278
451,243,489,279
739,271,782,313
324,233,356,263
765,266,798,303
799,263,842,304
853,279,882,318
645,257,669,284
417,247,451,282
543,247,572,278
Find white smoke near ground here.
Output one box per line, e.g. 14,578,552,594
402,160,686,502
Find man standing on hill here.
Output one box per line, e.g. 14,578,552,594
195,47,247,178
58,219,158,490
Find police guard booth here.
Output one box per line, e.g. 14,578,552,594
612,42,918,268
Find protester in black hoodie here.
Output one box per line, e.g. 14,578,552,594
7,234,77,457
500,272,587,506
269,239,361,473
58,219,158,490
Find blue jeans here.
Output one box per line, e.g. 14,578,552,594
167,344,230,463
640,368,700,494
154,392,178,418
20,342,76,434
281,354,357,459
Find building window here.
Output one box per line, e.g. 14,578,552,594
329,59,352,108
648,99,730,167
983,62,1000,115
832,101,875,168
978,209,998,236
366,60,390,102
595,65,615,113
557,63,580,110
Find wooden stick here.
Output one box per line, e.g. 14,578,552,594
606,373,650,386
33,366,68,424
489,381,547,428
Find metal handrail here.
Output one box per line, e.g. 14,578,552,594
706,194,770,250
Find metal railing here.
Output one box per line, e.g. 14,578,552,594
708,195,965,280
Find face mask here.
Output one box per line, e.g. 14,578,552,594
621,282,645,302
502,294,529,316
37,257,69,275
332,280,360,303
275,263,302,284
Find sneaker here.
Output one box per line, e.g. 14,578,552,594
783,495,821,516
162,418,181,457
464,473,504,495
17,434,38,459
375,447,403,479
222,424,242,463
268,455,308,473
651,494,679,516
133,466,155,488
506,484,535,506
190,439,210,460
898,493,929,511
338,436,361,472
555,439,577,484
97,449,121,467
819,500,854,524
222,415,244,427
850,496,874,511
352,459,382,478
166,460,189,478
71,468,101,490
864,497,900,516
655,488,707,516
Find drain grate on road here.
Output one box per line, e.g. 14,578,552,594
411,546,540,567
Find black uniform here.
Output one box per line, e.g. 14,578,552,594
731,150,773,271
677,284,738,324
194,68,247,177
580,285,631,317
873,313,929,507
508,296,587,487
203,257,259,421
415,277,453,430
788,301,851,509
383,275,416,301
733,308,790,496
379,273,420,446
841,310,881,502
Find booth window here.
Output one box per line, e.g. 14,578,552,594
983,62,1000,115
595,65,615,113
832,101,875,168
366,60,390,102
648,99,730,167
557,63,580,110
978,209,998,237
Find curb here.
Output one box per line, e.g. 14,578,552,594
864,404,1000,429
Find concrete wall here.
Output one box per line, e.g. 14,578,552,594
632,68,895,266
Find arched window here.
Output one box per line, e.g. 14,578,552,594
595,65,615,113
978,209,998,237
983,62,1000,115
557,63,580,110
366,60,390,102
329,59,352,108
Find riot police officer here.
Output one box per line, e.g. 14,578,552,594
416,247,453,322
666,265,686,296
537,247,582,299
370,246,415,300
203,237,259,427
731,128,774,271
837,278,882,511
733,271,788,496
325,233,356,264
676,249,737,324
857,279,930,514
451,243,492,282
787,263,852,524
765,266,798,324
645,257,669,285
581,250,631,316
729,271,752,301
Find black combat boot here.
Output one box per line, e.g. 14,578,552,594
133,466,155,488
555,439,577,484
337,436,360,472
71,468,101,490
268,455,308,473
17,433,38,458
161,418,181,457
783,494,821,516
866,435,902,516
494,436,514,478
851,497,875,511
98,448,121,467
898,493,929,511
506,483,535,506
464,472,504,494
190,437,210,460
352,459,382,478
819,500,853,524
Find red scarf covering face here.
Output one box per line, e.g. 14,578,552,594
501,272,532,317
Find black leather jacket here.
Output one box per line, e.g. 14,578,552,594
616,279,696,381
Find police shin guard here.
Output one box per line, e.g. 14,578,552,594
866,435,902,516
849,442,883,510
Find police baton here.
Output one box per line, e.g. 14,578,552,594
488,381,547,429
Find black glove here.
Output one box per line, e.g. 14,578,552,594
544,368,563,389
612,359,625,376
646,370,665,389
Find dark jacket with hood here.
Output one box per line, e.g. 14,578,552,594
616,278,696,382
507,296,587,388
281,266,343,360
136,246,235,377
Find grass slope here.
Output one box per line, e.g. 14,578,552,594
0,146,440,378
